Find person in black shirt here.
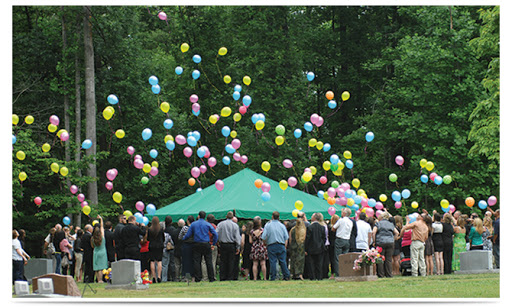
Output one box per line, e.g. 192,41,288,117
74,229,84,282
80,224,94,282
53,224,66,274
441,214,455,274
305,213,327,280
349,217,358,253
104,221,115,267
147,217,165,283
113,214,127,261
162,216,176,282
121,215,146,261
171,219,184,280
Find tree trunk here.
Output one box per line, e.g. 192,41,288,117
75,11,83,227
83,6,98,207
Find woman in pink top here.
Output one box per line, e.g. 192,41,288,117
400,224,413,258
59,237,73,275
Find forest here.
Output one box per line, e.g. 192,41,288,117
12,6,499,257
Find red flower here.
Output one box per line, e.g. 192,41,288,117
376,246,382,253
382,255,385,261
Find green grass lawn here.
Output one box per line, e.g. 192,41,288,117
15,273,499,299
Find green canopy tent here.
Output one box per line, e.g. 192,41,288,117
152,168,334,221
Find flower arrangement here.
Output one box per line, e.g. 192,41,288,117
353,247,385,270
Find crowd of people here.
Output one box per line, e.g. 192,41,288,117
12,206,500,284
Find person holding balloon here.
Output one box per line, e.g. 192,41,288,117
91,215,108,283
399,213,428,277
121,215,147,262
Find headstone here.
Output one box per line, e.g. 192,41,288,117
111,259,142,285
336,252,377,282
32,274,81,296
37,278,54,294
459,250,493,271
14,281,30,296
24,258,53,284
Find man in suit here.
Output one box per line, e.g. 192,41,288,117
104,221,116,267
122,215,146,261
305,213,326,280
171,219,184,280
80,224,94,283
162,216,176,282
113,214,127,261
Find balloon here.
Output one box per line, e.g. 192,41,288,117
279,180,288,191
82,205,91,215
368,198,376,208
233,91,241,101
47,124,57,133
242,95,252,107
221,126,231,138
440,199,449,208
389,173,398,182
175,66,183,75
426,161,435,171
375,202,384,210
192,70,201,79
282,159,293,169
464,197,474,207
345,160,353,169
402,189,411,199
218,47,228,56
411,201,419,209
302,172,312,182
395,155,404,166
106,169,116,181
393,201,401,209
123,210,133,219
365,208,375,218
255,120,265,130
420,174,428,183
325,91,334,100
379,194,388,202
328,100,337,109
327,187,336,198
175,135,186,145
261,192,271,202
434,176,443,185
149,149,158,159
343,151,352,160
135,201,145,212
223,75,232,84
33,196,42,206
113,192,123,203
79,139,92,150
215,180,224,191
478,200,488,210
322,161,331,171
12,114,19,125
125,146,135,156
149,166,158,177
233,152,241,161
275,125,285,136
304,122,313,132
158,11,167,20
488,196,497,206
77,193,85,202
408,214,417,223
192,103,201,112
189,167,201,179
239,106,247,116
449,204,456,213
328,206,336,216
146,204,157,215
151,84,161,94
221,156,230,165
113,129,125,139
148,75,159,85
192,54,202,63
134,159,144,169
102,107,114,120
142,128,152,141
307,72,315,81
341,91,350,101
180,43,189,53
261,182,271,193
160,102,170,113
319,176,327,185
347,198,355,207
243,76,251,85
142,163,152,173
208,157,217,168
308,138,317,147
61,216,69,226
429,173,437,181
49,115,60,126
288,176,298,187
60,131,70,141
230,131,238,139
292,210,299,218
231,139,241,150
331,181,340,189
188,178,196,186
315,116,324,127
365,132,374,142
310,114,319,125
59,166,69,176
16,151,25,161
391,191,401,202
221,107,232,117
294,129,302,138
186,136,198,147
25,115,34,125
12,134,17,145
69,185,78,194
419,159,427,168
329,154,340,165
443,175,452,185
352,178,360,189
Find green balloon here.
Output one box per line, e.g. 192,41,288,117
330,163,339,172
275,125,286,136
331,180,340,188
443,175,452,184
389,173,398,182
141,176,149,184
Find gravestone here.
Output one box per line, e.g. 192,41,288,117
105,259,148,290
24,258,53,284
32,274,81,296
458,250,494,273
14,281,30,296
336,252,377,282
37,278,54,294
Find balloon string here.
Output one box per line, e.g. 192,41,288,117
13,204,20,215
364,144,368,156
215,56,222,80
351,169,354,179
199,63,221,93
326,100,344,118
198,119,211,134
187,159,193,167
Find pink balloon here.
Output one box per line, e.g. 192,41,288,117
319,176,327,184
49,115,60,126
135,201,145,212
81,201,88,208
282,159,293,169
134,154,142,160
328,206,336,216
365,208,375,218
157,11,167,21
315,116,324,127
355,210,361,220
215,179,224,191
394,201,402,209
304,168,311,174
106,169,116,181
150,167,159,176
70,185,78,194
191,167,201,178
105,181,113,191
240,155,248,164
449,204,456,213
204,148,211,159
287,176,298,187
233,152,241,161
375,202,384,210
77,193,85,202
231,139,241,150
327,187,336,198
183,147,193,158
375,210,383,218
340,183,351,191
488,196,497,206
336,188,345,197
112,168,118,176
34,197,42,205
208,157,217,168
310,113,319,125
239,106,247,115
175,135,186,145
395,155,404,166
60,131,69,141
360,198,368,207
335,197,343,206
134,159,144,169
190,94,198,103
338,197,348,206
199,165,207,174
429,173,437,181
192,103,201,112
127,146,135,155
261,182,271,193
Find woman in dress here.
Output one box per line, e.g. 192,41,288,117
240,222,253,279
392,215,403,275
423,214,434,275
148,217,164,283
178,215,196,281
249,217,268,280
328,215,339,279
452,216,466,272
289,218,306,280
432,213,444,275
482,217,494,251
468,217,484,250
91,215,108,283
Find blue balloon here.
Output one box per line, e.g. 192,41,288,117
221,126,231,137
187,136,197,147
192,54,201,64
294,129,302,138
148,75,159,85
234,85,242,92
225,144,236,154
441,206,450,213
146,204,156,215
12,135,16,145
222,156,231,165
322,143,331,152
478,200,488,210
409,214,417,223
330,154,340,165
142,128,152,141
261,192,271,202
135,213,144,224
82,139,92,149
242,95,252,106
345,160,354,169
197,147,206,158
251,114,258,125
307,72,315,82
142,216,149,225
258,113,266,122
317,190,325,199
401,189,411,199
328,100,337,109
187,131,193,138
354,195,362,205
196,188,203,193
391,191,401,202
368,198,377,207
175,66,183,75
233,91,240,101
351,204,359,211
344,190,353,199
304,122,313,132
192,109,200,116
107,94,119,105
365,132,374,142
434,176,443,185
166,140,175,151
192,70,200,80
420,174,428,183
62,216,71,226
192,131,201,141
163,119,174,129
151,84,161,94
149,149,158,159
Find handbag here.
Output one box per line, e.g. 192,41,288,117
166,241,174,250
47,242,56,255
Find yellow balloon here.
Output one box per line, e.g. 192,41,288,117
60,166,69,177
337,162,345,171
56,129,65,138
152,161,159,168
25,115,34,125
16,151,26,161
302,172,312,182
143,163,151,173
292,209,299,218
123,210,133,218
333,167,342,176
230,131,237,138
160,102,170,113
115,129,125,139
261,161,271,172
218,47,228,56
426,161,435,171
255,120,265,130
323,192,329,200
107,106,115,114
341,91,350,101
440,199,449,208
113,192,123,204
221,107,232,117
323,161,331,171
180,43,190,53
12,114,19,125
361,207,367,213
48,124,57,133
295,200,304,211
379,194,388,202
347,198,355,206
309,166,317,175
164,135,174,143
308,138,317,147
19,171,27,182
233,113,242,122
92,220,98,226
275,136,284,146
419,159,427,168
82,205,91,215
50,162,59,173
352,178,360,189
343,151,352,159
103,107,113,120
243,75,251,86
209,115,218,124
411,201,419,209
223,75,232,84
279,180,288,191
357,189,365,196
315,141,324,150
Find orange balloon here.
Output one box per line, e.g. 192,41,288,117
327,197,336,205
254,179,263,189
465,197,475,207
188,178,196,186
325,91,334,100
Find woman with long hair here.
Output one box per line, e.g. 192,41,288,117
328,215,339,279
178,215,196,281
249,217,268,280
423,215,434,275
148,216,165,283
91,215,108,283
468,217,484,250
432,213,444,275
482,217,494,251
289,218,306,280
392,215,403,275
452,216,466,272
441,213,455,274
241,222,254,279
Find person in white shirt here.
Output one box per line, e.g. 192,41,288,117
13,230,30,283
355,212,372,252
332,208,353,276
